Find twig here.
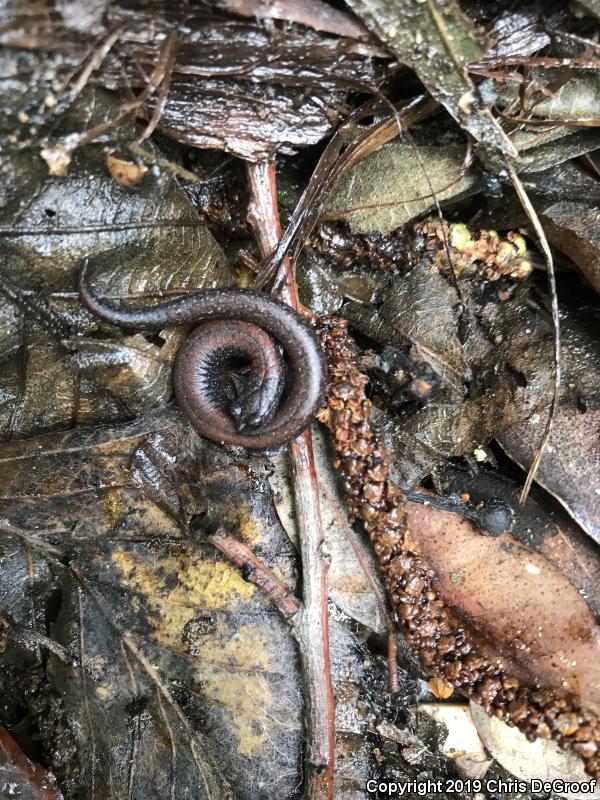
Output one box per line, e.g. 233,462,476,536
208,528,301,618
70,22,126,99
246,160,335,800
136,28,179,143
0,727,63,800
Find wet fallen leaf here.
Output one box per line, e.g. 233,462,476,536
437,464,600,621
0,405,406,798
513,126,600,174
2,4,600,798
530,74,600,122
520,161,600,206
479,11,550,64
269,427,388,635
323,142,480,234
406,500,600,712
344,263,549,485
0,79,231,440
500,405,600,545
345,0,516,166
471,703,600,798
419,704,491,780
0,409,302,797
541,202,600,294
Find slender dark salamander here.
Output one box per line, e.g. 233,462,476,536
79,259,326,449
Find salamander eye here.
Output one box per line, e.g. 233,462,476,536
230,402,243,420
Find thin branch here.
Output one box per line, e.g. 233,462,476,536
208,529,301,618
246,160,335,800
0,727,63,800
70,22,127,99
136,28,179,143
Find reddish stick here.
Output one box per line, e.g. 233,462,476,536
246,160,336,800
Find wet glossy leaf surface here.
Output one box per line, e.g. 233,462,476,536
1,3,382,161
0,80,229,441
324,142,480,234
1,2,600,798
0,409,301,798
541,202,600,294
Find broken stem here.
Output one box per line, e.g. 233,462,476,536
246,159,336,800
208,528,301,618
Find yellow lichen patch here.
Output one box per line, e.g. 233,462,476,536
152,602,197,651
202,624,274,671
198,666,275,757
235,505,264,547
111,548,255,610
168,556,256,609
110,547,258,650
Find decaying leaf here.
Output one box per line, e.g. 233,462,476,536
0,404,418,798
419,704,491,780
344,0,517,166
270,428,388,634
437,464,600,621
529,74,600,123
2,2,600,797
407,497,600,708
500,406,600,545
0,409,303,796
323,142,479,234
479,11,550,64
471,703,600,796
541,202,600,294
0,82,231,440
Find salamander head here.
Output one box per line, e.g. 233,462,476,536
230,377,276,431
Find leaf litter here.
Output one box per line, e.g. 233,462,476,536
0,1,600,798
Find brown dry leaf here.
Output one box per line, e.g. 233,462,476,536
405,500,600,713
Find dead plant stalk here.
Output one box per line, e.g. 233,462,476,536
245,159,336,800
